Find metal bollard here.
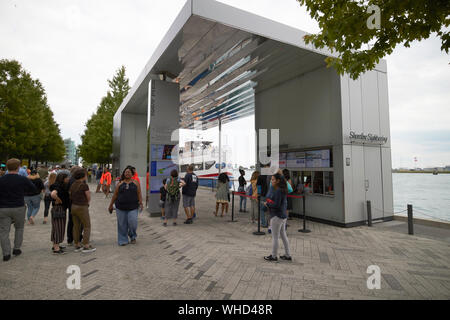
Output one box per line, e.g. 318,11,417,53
298,196,311,233
228,191,237,222
367,200,372,227
407,204,414,235
253,195,265,235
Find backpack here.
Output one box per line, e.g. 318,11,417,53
167,177,180,203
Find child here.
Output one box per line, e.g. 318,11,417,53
159,179,167,220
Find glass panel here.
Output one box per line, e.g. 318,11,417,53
313,171,324,194
324,171,334,195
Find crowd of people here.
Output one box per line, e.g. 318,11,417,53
1,158,295,263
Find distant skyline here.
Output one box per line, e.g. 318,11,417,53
0,0,448,168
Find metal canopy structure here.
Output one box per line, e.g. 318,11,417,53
116,0,338,130
114,0,393,227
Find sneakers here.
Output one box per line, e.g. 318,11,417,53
173,222,177,226
264,255,278,262
81,246,96,253
268,227,272,234
3,255,11,262
53,249,65,255
74,246,82,253
12,249,21,256
130,240,136,245
280,255,292,261
163,222,167,227
184,219,193,224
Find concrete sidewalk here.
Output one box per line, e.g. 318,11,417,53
0,185,449,300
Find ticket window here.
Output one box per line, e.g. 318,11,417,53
313,172,324,194
324,171,334,195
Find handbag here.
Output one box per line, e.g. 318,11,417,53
51,204,66,219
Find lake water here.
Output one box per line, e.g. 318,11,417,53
393,173,450,222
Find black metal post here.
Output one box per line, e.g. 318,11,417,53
228,191,237,222
253,195,265,235
407,204,414,235
367,200,372,227
298,196,311,233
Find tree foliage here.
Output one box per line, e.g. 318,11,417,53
79,66,130,165
0,59,65,163
297,0,450,79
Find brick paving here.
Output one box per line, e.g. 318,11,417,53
0,184,449,300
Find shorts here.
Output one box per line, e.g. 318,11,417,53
159,200,165,209
183,195,195,208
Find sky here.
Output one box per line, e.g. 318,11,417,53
0,0,449,169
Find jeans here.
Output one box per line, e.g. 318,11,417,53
270,216,291,258
260,196,267,227
24,195,41,220
43,195,52,217
116,209,138,245
0,206,26,256
238,187,246,211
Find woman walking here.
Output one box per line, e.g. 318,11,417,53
43,172,57,224
263,173,292,262
108,167,143,246
249,171,260,223
50,172,70,254
69,168,95,253
24,170,45,225
214,173,230,217
164,170,185,227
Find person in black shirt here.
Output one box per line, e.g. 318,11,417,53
256,164,272,228
108,167,143,246
181,165,198,224
0,159,38,261
159,178,167,220
50,172,70,254
238,169,247,212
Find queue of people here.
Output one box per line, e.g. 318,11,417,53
1,157,294,264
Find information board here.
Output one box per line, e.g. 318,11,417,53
287,152,306,168
279,152,287,168
150,161,178,177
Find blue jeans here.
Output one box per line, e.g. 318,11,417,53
116,209,138,245
24,195,41,220
238,187,247,211
260,196,267,227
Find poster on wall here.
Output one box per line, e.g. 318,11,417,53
151,161,178,177
151,145,164,160
150,177,165,194
151,144,176,160
287,152,305,168
305,150,331,168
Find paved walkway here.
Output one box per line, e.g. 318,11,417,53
1,184,449,300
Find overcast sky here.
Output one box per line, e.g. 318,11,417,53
1,0,449,168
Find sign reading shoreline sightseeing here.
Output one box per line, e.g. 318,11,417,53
349,131,388,145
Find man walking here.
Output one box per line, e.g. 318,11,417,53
182,165,198,224
0,159,38,261
95,167,103,193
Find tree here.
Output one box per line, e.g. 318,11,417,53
297,0,450,79
79,66,130,165
0,59,65,163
